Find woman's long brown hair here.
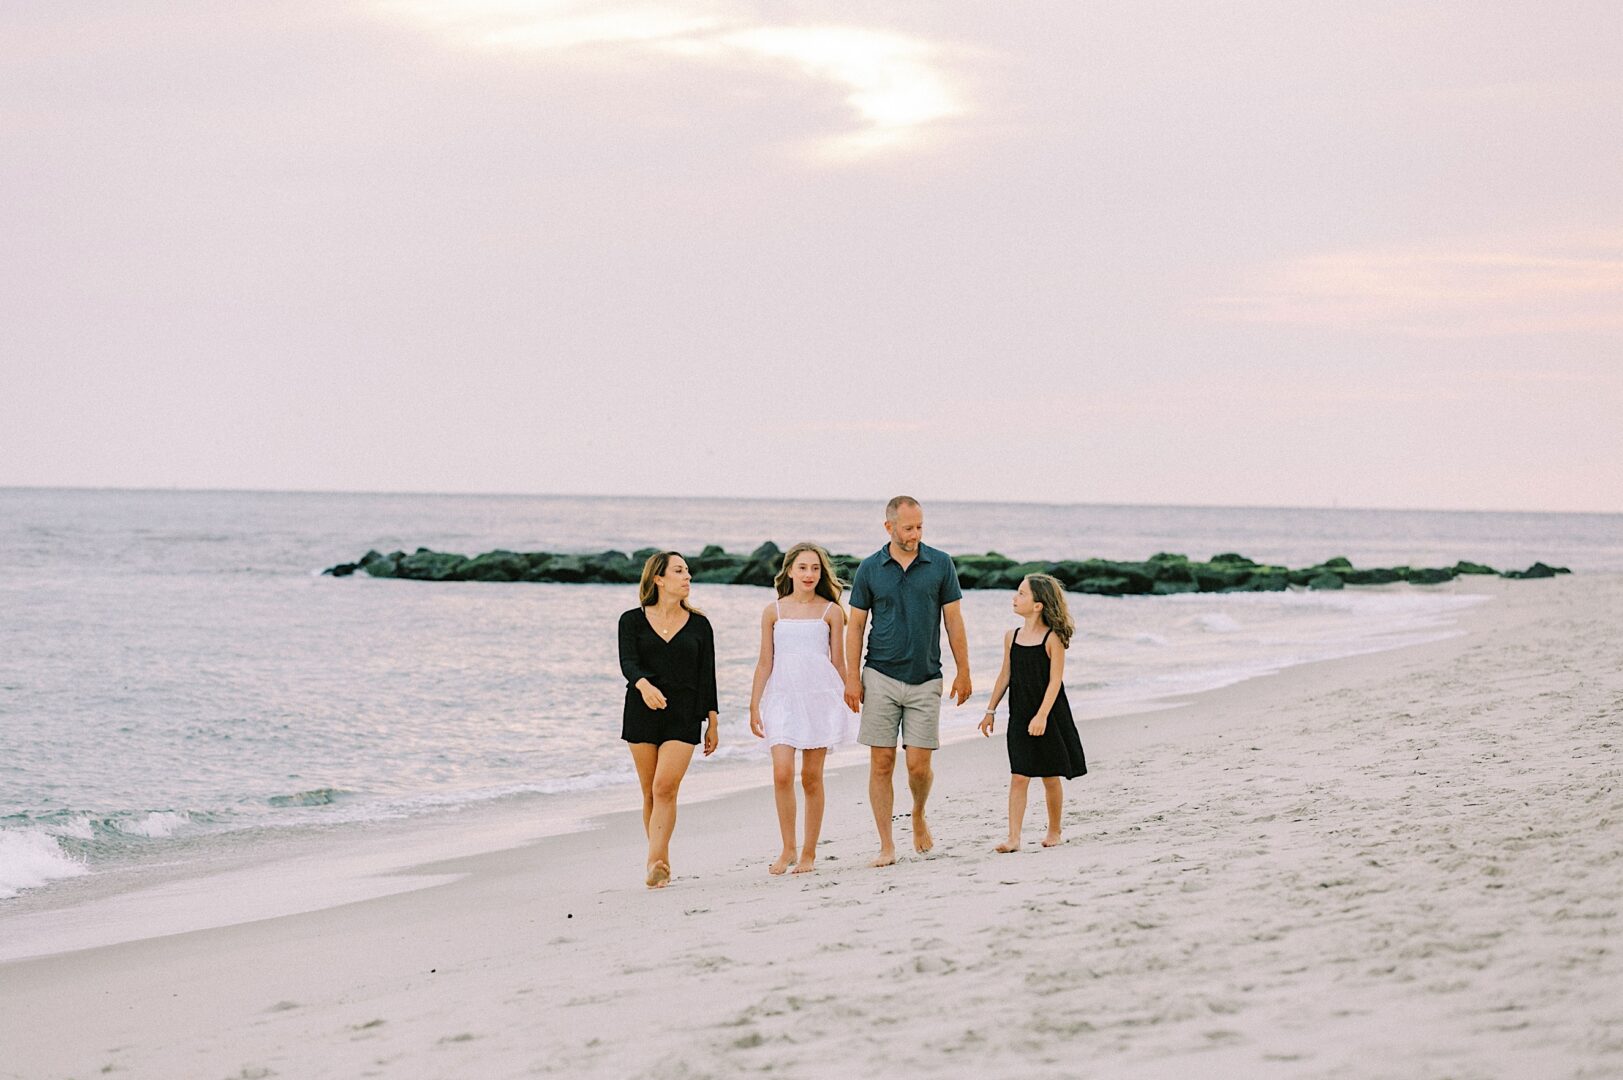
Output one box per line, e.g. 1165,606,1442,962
638,550,701,613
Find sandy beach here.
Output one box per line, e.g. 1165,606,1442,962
3,574,1620,1080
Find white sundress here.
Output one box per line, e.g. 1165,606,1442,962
760,600,858,750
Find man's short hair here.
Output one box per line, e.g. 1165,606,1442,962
885,495,921,522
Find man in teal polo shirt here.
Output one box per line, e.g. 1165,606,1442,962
843,495,973,867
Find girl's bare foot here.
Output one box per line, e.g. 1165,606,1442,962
994,839,1021,853
791,853,816,874
1041,832,1063,847
870,847,897,868
769,849,796,875
646,860,671,888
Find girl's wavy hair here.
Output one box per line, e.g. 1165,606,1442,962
1025,573,1075,649
773,542,844,603
638,550,702,614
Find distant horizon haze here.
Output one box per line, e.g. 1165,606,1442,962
3,483,1617,519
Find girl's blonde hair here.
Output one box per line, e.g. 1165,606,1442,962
1025,573,1074,649
638,550,702,613
773,542,844,603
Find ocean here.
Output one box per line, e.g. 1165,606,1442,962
2,488,1619,904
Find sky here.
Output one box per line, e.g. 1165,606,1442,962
3,1,1620,512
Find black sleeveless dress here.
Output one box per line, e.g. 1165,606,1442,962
1006,629,1087,779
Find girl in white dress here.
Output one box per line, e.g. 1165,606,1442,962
749,542,858,875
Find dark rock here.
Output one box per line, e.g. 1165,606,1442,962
535,554,589,582
1342,567,1404,585
1502,561,1568,579
361,551,403,578
1239,569,1291,592
1192,565,1254,591
459,550,528,582
689,545,744,581
582,551,638,584
325,544,1564,596
953,552,1017,589
395,550,468,581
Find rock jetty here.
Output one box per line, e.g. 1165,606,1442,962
324,544,1570,596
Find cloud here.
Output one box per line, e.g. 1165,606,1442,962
374,0,966,160
1199,235,1623,337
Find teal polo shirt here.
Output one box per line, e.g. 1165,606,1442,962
849,543,963,685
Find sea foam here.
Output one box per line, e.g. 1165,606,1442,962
0,829,90,899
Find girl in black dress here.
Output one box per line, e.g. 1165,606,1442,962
978,573,1086,852
618,551,719,888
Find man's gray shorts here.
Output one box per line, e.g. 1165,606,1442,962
858,667,943,750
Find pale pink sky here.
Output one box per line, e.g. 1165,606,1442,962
3,1,1620,511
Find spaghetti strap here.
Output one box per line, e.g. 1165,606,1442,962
822,601,833,618
1041,628,1052,645
774,599,781,617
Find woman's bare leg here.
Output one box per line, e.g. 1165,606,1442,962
996,775,1029,853
628,742,659,837
769,745,797,874
646,740,696,887
1041,777,1064,846
793,749,828,873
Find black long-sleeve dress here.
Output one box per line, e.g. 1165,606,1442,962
618,607,718,746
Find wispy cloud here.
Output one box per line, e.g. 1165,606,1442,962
375,0,967,160
1200,235,1623,337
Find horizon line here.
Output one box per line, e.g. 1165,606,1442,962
0,483,1617,519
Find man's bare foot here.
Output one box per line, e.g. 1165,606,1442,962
994,839,1021,853
791,853,816,874
645,860,671,888
769,850,795,875
1041,832,1063,847
912,819,933,854
870,847,897,868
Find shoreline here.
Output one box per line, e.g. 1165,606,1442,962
0,584,1486,961
2,574,1619,1077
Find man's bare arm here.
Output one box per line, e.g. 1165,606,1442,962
843,607,869,711
942,600,972,706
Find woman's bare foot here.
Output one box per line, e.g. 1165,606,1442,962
769,850,795,875
791,853,816,874
870,846,897,868
994,838,1021,853
1041,832,1063,847
645,860,671,888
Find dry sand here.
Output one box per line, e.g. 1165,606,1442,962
2,575,1620,1080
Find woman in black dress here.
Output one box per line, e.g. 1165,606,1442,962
618,551,719,888
978,573,1086,852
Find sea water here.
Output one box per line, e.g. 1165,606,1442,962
2,488,1618,902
